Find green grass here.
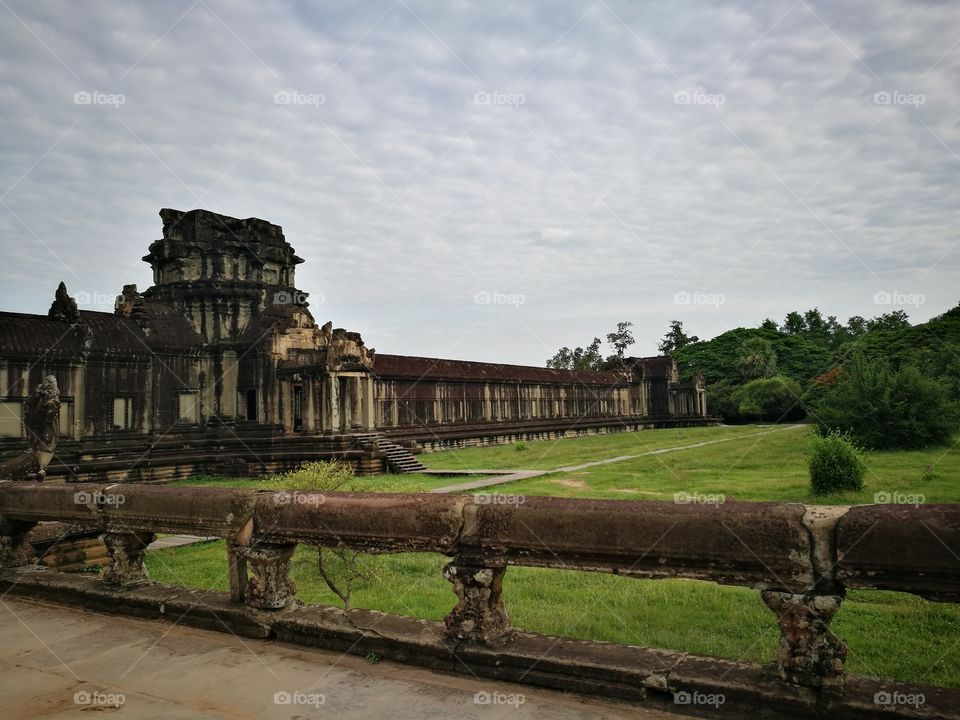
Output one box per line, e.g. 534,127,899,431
171,472,485,493
150,423,960,688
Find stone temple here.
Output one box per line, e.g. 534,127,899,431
0,209,711,480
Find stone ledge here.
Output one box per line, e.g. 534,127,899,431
2,568,958,719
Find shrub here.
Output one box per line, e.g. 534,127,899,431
266,461,381,609
515,441,528,452
809,431,866,495
812,354,959,449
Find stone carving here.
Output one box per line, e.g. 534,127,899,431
761,591,847,687
442,556,513,644
0,375,60,481
102,531,156,586
243,543,297,609
0,519,38,567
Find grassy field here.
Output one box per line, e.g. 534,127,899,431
148,423,960,687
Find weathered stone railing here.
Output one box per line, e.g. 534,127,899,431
1,483,959,718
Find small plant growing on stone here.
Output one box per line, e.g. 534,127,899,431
808,431,867,496
266,461,381,609
366,651,381,664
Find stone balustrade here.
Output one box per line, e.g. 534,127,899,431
1,482,959,718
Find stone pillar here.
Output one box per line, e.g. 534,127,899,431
0,519,37,567
327,375,341,433
243,543,297,609
442,555,513,644
761,591,847,687
350,377,363,429
227,540,248,603
102,531,156,586
363,377,376,430
304,376,316,433
279,380,292,433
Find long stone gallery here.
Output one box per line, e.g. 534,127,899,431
0,208,712,481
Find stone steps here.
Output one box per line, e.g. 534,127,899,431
379,440,426,473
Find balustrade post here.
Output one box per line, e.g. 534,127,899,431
227,540,248,603
102,531,155,586
442,554,512,644
0,519,38,567
761,590,847,688
243,542,297,609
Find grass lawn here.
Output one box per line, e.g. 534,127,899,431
150,423,960,688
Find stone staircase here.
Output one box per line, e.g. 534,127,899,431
379,439,427,473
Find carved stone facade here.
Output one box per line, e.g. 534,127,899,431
0,209,713,480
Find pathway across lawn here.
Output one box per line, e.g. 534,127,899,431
428,424,805,493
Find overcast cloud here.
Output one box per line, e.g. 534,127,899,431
1,0,957,363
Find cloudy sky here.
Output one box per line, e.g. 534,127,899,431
1,0,957,364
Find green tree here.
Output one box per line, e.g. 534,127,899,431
812,353,959,449
658,320,699,355
547,337,604,370
781,311,806,336
737,337,778,380
736,376,803,422
606,321,636,360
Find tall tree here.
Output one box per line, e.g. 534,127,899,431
658,320,699,355
547,337,604,370
606,321,636,360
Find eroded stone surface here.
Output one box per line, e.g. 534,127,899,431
761,591,847,687
243,542,297,610
442,557,513,644
102,531,155,586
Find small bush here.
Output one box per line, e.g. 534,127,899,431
265,460,355,492
735,376,805,422
514,442,528,452
809,431,866,495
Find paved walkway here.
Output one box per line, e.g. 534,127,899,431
430,424,806,494
0,597,686,719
